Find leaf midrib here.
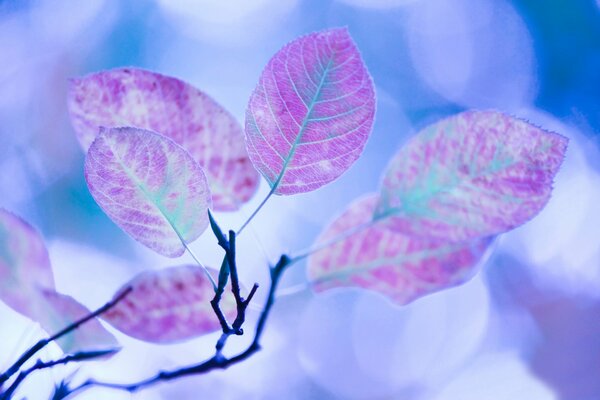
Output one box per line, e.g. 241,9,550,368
270,58,335,191
375,148,518,222
107,139,187,245
311,237,467,285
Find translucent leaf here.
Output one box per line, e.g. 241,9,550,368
375,110,568,242
0,211,117,354
102,265,236,343
37,288,119,354
245,27,376,195
85,127,211,257
0,209,54,317
68,68,259,211
307,195,491,305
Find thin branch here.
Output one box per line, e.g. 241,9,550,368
64,255,291,397
208,212,260,358
245,284,260,305
0,288,132,387
227,230,243,309
210,288,232,334
209,212,258,335
0,350,117,400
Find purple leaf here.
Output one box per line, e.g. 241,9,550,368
245,27,376,195
37,288,119,353
68,68,259,211
102,265,236,343
0,209,54,317
308,195,491,305
85,127,211,257
376,110,568,242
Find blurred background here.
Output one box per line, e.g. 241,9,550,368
1,0,599,399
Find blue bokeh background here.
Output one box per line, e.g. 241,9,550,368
1,1,599,399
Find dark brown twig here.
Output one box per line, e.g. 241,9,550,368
64,254,291,397
0,287,132,389
0,350,117,400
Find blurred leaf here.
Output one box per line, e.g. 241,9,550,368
85,127,211,257
68,68,259,211
245,27,376,195
102,265,235,343
375,110,568,242
0,209,54,317
308,194,491,304
37,288,120,354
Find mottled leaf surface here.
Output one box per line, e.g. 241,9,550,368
37,289,119,353
245,27,375,194
69,68,258,210
102,265,236,343
308,195,491,305
85,127,211,257
0,209,54,317
376,110,568,242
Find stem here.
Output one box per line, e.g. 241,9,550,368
275,282,310,298
237,187,275,236
65,255,292,397
0,288,132,388
183,242,218,291
210,286,232,335
290,220,376,263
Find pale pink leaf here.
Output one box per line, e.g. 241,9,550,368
0,209,54,317
375,110,568,242
308,195,491,305
85,127,211,257
245,27,376,195
37,288,119,353
68,68,259,211
102,265,236,343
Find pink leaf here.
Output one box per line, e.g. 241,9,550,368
85,127,211,257
68,68,259,211
245,27,376,195
0,209,54,317
37,289,119,354
0,211,117,354
102,265,236,343
376,110,568,242
308,195,491,305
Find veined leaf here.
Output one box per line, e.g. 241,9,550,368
37,288,119,354
68,68,259,211
245,27,376,195
375,110,568,242
308,195,491,305
0,209,54,317
85,127,211,257
102,265,235,343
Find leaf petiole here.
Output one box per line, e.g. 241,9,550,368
182,242,218,292
289,219,377,262
236,186,276,236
